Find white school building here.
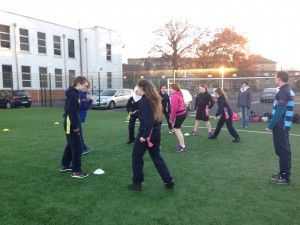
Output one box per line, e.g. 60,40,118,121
0,10,123,100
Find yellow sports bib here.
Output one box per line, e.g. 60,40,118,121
66,115,71,134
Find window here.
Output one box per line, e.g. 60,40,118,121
53,35,61,56
2,65,13,88
69,70,75,87
39,67,48,87
68,39,75,58
20,28,29,51
55,68,63,88
107,72,112,88
21,66,31,87
37,32,46,54
106,44,111,61
0,24,10,48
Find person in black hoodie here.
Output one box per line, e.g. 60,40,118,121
60,76,90,178
126,86,141,144
128,79,175,191
189,84,214,137
208,87,240,143
159,85,174,134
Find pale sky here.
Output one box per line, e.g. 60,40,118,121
2,0,300,70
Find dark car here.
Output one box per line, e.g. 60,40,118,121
260,88,278,103
0,90,32,109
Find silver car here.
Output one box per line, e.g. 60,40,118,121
91,88,133,109
260,88,279,103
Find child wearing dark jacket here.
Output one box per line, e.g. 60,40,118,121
79,87,94,154
60,76,89,179
159,85,174,134
126,87,141,144
128,79,175,191
208,87,240,143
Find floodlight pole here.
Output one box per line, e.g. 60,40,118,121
220,67,225,90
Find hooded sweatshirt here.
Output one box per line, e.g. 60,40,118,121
79,91,93,123
64,87,80,133
169,91,186,123
237,86,251,108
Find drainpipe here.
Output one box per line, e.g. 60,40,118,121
13,23,19,90
79,29,83,75
63,34,67,88
85,38,88,78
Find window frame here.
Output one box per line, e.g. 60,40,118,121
19,28,30,51
55,68,63,88
37,32,46,54
21,65,31,88
2,65,13,88
0,24,11,49
53,35,61,56
68,39,75,58
106,44,111,61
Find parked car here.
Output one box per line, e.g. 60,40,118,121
260,88,279,103
91,88,133,110
208,87,217,98
0,90,32,109
167,89,193,110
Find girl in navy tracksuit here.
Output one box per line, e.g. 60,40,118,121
159,85,173,134
208,87,240,143
128,79,175,191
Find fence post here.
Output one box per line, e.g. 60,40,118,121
48,73,52,107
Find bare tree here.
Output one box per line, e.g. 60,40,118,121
149,18,207,70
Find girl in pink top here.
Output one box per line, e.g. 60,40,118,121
169,83,187,152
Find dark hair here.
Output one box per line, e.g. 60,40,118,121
159,85,166,94
137,79,162,121
199,84,208,92
242,82,248,86
73,76,88,87
276,71,289,83
214,87,228,100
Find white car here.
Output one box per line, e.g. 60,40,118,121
91,88,133,109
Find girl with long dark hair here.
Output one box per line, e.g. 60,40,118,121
128,79,175,190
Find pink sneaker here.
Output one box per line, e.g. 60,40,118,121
208,131,213,137
176,145,187,152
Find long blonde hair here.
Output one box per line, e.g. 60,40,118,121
137,79,162,121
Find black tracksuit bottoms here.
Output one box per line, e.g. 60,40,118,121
272,126,291,178
214,115,239,138
61,131,82,173
131,130,173,184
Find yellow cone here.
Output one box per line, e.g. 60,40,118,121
3,128,9,132
54,122,60,125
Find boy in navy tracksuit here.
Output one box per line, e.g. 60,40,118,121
266,71,295,184
126,92,140,144
79,89,94,154
60,76,89,179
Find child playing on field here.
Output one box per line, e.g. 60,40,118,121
189,84,214,137
208,87,240,143
126,86,141,144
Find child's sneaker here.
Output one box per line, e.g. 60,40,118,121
71,171,89,179
189,130,197,136
208,131,213,137
169,129,175,134
176,145,187,152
